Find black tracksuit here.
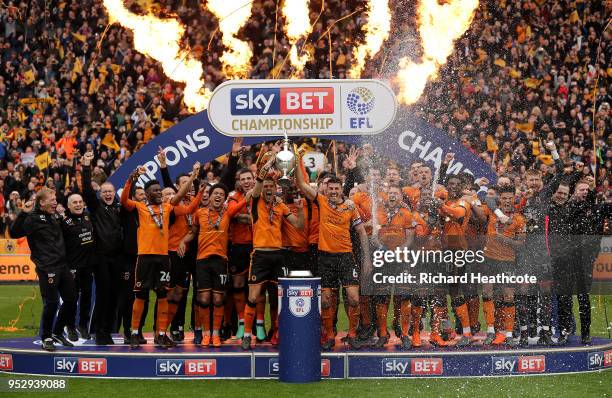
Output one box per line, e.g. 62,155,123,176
10,209,77,340
81,166,124,337
550,192,609,337
61,211,95,331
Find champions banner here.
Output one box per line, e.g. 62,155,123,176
108,110,497,189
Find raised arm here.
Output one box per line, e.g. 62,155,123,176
252,154,276,199
219,138,244,189
9,200,34,238
295,152,317,201
81,151,100,212
157,146,176,192
286,198,305,230
170,162,200,206
120,168,141,211
174,188,204,216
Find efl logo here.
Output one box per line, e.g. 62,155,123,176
156,359,217,376
382,358,443,376
268,358,330,377
231,88,334,115
492,356,545,374
0,354,13,370
346,87,375,129
54,357,107,375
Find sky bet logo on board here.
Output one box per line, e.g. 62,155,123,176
588,350,612,369
0,353,13,370
491,356,545,374
54,357,107,375
231,87,334,115
156,359,217,377
381,358,443,376
268,358,330,377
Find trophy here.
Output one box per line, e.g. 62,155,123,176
275,134,296,187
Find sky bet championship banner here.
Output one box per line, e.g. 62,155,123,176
108,80,496,188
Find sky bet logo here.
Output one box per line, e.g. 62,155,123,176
54,357,107,375
0,354,13,370
156,359,217,377
492,356,545,374
231,87,334,115
268,358,330,377
588,350,612,369
381,358,443,376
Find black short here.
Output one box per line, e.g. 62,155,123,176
169,251,191,289
196,256,229,292
318,251,359,289
248,250,287,285
134,254,170,291
283,249,311,272
229,243,253,276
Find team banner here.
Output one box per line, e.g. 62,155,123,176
207,79,397,136
108,110,497,189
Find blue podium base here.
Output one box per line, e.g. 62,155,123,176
0,333,610,379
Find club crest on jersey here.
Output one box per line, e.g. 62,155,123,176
288,286,313,317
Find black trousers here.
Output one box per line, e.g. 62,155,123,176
93,254,126,335
553,252,592,336
71,266,94,329
36,267,77,339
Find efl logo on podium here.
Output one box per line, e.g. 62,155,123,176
492,355,545,374
0,354,13,370
287,286,313,317
54,357,107,375
156,359,217,376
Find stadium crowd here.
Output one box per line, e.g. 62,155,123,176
0,0,610,351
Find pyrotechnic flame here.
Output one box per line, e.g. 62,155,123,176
102,0,211,111
349,0,391,78
282,0,312,78
207,0,253,79
397,0,479,104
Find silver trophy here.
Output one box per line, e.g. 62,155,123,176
275,134,295,187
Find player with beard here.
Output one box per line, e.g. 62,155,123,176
474,185,525,347
10,188,77,351
226,168,255,340
119,185,148,344
296,153,371,350
179,183,245,347
413,187,450,347
370,185,415,348
241,155,304,350
60,194,95,342
516,142,564,345
440,175,473,347
403,164,448,210
121,162,200,349
81,151,124,345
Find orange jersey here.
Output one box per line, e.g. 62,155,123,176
316,194,362,253
250,196,291,249
484,212,526,262
308,200,319,245
412,211,443,251
282,199,309,252
131,202,174,255
403,185,448,209
440,199,471,250
168,192,202,252
228,191,253,244
376,207,414,249
353,191,386,236
193,200,244,260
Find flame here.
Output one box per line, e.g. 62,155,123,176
282,0,312,78
207,0,253,79
349,0,391,78
397,0,479,104
102,0,211,111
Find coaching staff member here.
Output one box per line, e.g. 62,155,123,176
81,151,124,345
10,188,77,351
